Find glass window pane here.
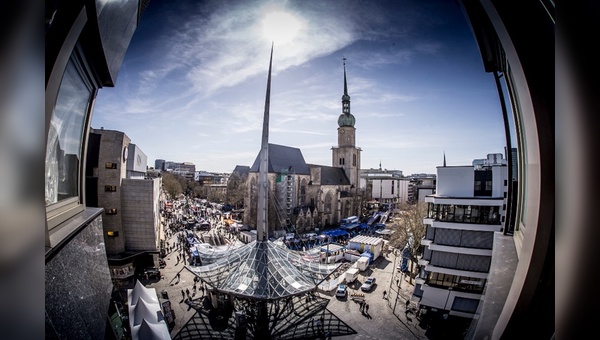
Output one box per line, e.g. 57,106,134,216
45,57,91,205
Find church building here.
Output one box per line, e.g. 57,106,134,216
239,60,363,235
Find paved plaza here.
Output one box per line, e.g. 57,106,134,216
133,218,433,339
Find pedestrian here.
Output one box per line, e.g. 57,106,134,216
181,289,185,300
396,279,399,287
186,288,190,297
405,300,410,309
365,303,369,313
383,290,387,299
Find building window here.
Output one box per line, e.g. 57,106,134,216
452,297,480,313
474,170,492,196
105,185,117,192
106,208,118,215
353,154,356,166
46,45,99,231
45,54,93,206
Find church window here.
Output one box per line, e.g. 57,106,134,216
300,183,306,204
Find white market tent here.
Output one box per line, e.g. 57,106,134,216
127,280,171,340
132,319,171,340
128,279,159,306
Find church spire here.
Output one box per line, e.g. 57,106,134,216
342,58,351,115
443,151,447,167
338,58,355,127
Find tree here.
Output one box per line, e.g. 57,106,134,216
387,202,428,284
226,171,247,209
193,185,207,198
162,172,183,199
207,189,225,203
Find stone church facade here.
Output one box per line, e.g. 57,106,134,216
238,61,363,235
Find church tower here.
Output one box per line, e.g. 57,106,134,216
332,59,361,188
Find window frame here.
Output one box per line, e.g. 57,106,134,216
45,43,98,232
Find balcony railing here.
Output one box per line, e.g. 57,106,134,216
427,203,501,225
431,215,501,225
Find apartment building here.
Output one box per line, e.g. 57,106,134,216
360,168,410,210
86,128,162,283
412,154,508,326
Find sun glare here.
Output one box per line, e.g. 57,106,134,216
261,10,301,44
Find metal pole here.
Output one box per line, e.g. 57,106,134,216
389,251,397,291
393,285,399,314
391,250,399,313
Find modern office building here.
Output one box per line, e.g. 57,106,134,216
158,160,197,180
360,167,410,210
86,128,162,284
413,154,508,328
154,158,166,171
407,174,437,204
45,1,149,339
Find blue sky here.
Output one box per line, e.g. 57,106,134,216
92,0,509,175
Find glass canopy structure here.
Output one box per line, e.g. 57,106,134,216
188,239,340,300
180,45,356,339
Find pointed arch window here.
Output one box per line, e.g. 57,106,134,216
300,180,307,204
324,193,332,214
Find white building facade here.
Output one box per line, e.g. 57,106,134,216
413,154,508,323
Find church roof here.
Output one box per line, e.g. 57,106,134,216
232,165,250,177
249,143,311,175
308,165,351,186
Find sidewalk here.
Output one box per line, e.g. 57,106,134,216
385,253,427,337
142,221,201,337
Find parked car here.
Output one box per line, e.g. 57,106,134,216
336,284,348,298
361,277,376,291
143,267,161,279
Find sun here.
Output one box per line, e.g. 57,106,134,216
261,10,302,44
